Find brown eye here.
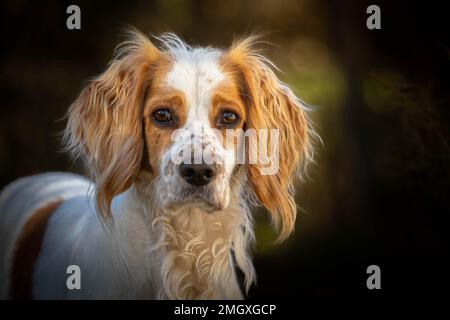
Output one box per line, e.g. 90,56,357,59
219,111,239,127
152,109,172,124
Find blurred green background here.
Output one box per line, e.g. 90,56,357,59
1,0,449,298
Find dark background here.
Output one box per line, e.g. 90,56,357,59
1,0,449,299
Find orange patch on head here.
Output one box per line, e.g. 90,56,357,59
209,81,246,132
209,62,248,147
141,57,190,176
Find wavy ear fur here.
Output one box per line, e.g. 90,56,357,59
63,31,162,219
225,37,314,242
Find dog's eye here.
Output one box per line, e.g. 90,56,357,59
218,111,239,127
152,109,172,124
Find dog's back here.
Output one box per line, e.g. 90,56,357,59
0,172,90,298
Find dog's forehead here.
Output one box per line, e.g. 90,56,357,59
164,48,225,123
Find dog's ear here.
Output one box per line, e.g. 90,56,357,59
64,31,162,219
225,37,314,242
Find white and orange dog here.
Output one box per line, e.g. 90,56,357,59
0,31,314,299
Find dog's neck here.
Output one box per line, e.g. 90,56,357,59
113,183,255,299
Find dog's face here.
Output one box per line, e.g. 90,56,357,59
64,32,313,241
142,49,246,212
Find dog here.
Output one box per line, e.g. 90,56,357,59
0,30,314,299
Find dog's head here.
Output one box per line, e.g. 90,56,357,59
64,31,314,241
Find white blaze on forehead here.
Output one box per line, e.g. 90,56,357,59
165,48,225,123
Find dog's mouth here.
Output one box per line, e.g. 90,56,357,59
166,186,225,213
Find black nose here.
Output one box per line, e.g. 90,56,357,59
179,163,216,187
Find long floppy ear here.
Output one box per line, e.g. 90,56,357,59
63,31,162,219
225,37,314,242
